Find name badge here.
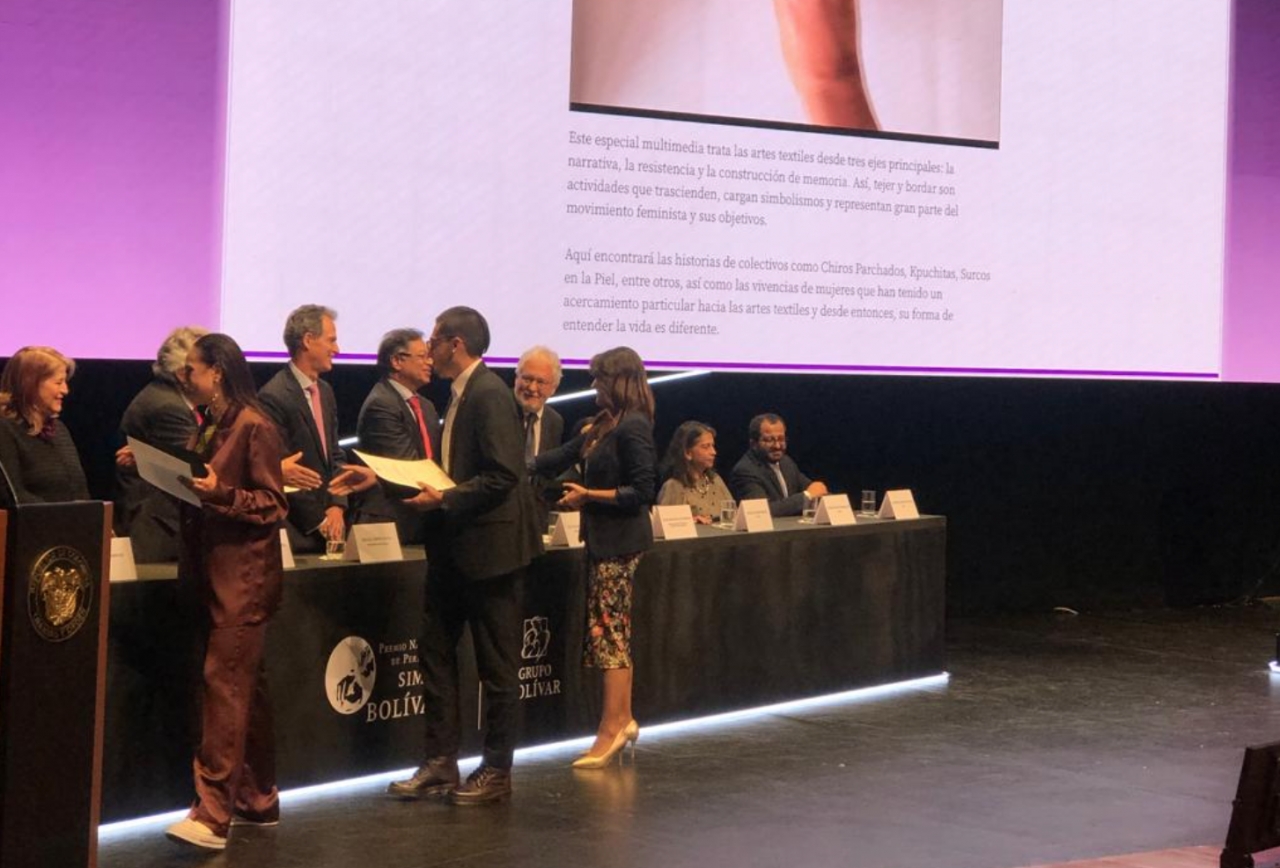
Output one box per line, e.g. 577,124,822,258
344,522,404,563
814,494,856,526
878,489,920,520
280,527,296,570
733,498,774,533
109,537,138,582
651,504,698,540
550,511,584,548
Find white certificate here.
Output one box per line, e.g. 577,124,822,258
127,436,203,506
353,449,455,493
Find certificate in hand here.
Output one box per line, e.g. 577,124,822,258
353,449,455,496
127,435,208,506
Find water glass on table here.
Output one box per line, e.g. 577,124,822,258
859,490,877,517
718,499,736,529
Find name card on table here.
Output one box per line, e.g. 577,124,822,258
878,489,920,520
814,494,856,526
280,527,296,570
550,511,584,548
651,504,698,540
109,537,138,582
344,522,404,564
733,498,774,533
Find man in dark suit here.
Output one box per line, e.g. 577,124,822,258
730,412,828,517
115,325,208,562
257,304,348,553
387,306,541,806
354,327,440,545
513,345,564,528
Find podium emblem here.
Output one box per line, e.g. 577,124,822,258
27,545,94,642
325,636,377,715
522,617,551,661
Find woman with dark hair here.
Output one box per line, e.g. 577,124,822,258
164,333,288,851
0,345,89,504
657,420,732,524
533,346,657,768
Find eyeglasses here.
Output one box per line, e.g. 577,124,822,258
396,352,430,362
427,333,458,348
517,374,554,388
758,436,787,446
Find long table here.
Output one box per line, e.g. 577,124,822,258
103,516,946,820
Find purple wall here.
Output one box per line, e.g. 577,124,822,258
0,0,1275,378
0,0,221,360
1221,0,1280,381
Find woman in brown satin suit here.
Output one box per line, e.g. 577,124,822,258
164,333,288,852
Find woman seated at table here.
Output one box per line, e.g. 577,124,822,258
656,421,732,525
164,333,288,852
0,345,89,504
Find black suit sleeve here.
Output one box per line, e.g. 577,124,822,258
611,416,656,511
358,397,415,458
440,386,522,519
532,432,585,477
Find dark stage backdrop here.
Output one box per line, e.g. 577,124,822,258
42,359,1280,616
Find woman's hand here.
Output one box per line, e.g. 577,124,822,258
693,513,713,525
557,482,590,510
179,465,219,500
329,466,378,496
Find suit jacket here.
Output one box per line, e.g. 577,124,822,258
729,449,813,517
432,362,541,581
355,378,441,544
258,366,348,539
535,412,657,559
115,379,200,561
178,405,287,627
528,404,565,528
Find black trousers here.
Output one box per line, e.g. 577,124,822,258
420,559,523,769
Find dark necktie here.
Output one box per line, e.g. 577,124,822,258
524,412,537,463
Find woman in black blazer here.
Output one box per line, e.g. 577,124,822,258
0,346,89,505
534,346,656,769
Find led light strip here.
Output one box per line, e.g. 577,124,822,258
100,671,947,837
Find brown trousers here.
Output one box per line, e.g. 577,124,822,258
190,623,277,835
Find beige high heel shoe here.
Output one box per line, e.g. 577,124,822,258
572,720,639,769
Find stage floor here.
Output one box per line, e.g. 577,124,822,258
100,606,1280,868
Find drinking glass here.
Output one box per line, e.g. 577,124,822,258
718,499,736,529
860,490,877,516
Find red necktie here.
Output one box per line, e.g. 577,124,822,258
306,383,328,457
408,395,434,460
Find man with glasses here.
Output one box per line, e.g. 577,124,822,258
386,306,541,806
730,412,828,517
514,346,565,528
354,328,440,544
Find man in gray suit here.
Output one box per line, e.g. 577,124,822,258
386,306,541,805
354,328,440,544
513,345,564,527
115,325,208,561
258,304,348,553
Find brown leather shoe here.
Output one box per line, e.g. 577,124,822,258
450,763,512,806
387,756,460,799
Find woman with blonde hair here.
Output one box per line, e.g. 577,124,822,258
0,346,88,504
534,346,657,768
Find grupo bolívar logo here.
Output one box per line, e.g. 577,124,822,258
519,615,560,700
28,546,94,642
325,636,376,715
522,616,551,661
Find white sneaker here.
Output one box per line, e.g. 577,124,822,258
165,817,227,851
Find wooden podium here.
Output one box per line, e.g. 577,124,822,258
0,503,112,868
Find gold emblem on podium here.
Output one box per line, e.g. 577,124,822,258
27,545,94,642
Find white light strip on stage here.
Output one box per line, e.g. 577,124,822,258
99,671,947,837
547,370,710,406
1268,660,1279,674
336,370,710,448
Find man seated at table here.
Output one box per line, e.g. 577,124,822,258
729,413,828,517
513,345,564,528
